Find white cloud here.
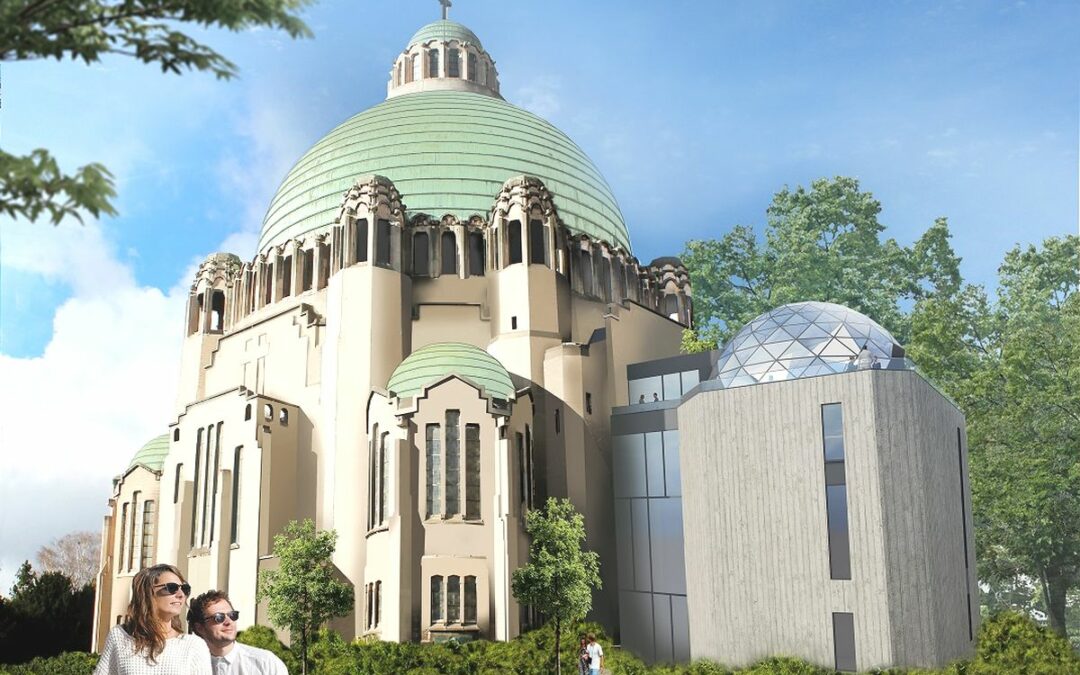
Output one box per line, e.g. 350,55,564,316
513,75,563,120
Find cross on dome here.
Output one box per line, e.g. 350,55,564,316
440,0,452,20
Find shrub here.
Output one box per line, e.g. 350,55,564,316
237,624,301,673
966,611,1080,675
0,651,98,675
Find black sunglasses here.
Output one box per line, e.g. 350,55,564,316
154,582,192,596
201,610,240,624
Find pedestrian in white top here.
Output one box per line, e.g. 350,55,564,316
188,590,288,675
585,633,604,674
94,564,211,675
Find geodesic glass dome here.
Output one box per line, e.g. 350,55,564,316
713,301,902,388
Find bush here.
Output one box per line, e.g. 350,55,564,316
0,651,98,675
237,624,302,673
966,611,1080,675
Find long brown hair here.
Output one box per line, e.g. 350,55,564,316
122,564,186,663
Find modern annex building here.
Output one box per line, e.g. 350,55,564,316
92,15,976,673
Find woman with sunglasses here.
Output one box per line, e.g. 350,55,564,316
94,564,211,674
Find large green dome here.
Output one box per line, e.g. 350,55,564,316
408,20,482,49
129,434,169,472
258,91,631,254
387,342,515,401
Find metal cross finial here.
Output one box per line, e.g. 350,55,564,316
440,0,452,20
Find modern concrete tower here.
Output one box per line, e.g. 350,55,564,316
92,14,690,649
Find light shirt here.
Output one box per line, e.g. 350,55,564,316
94,624,211,675
586,642,604,672
210,642,289,675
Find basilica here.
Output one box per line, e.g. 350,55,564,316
92,14,976,672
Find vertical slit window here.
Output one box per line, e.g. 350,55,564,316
832,612,856,672
191,431,202,547
445,411,461,516
468,231,485,276
375,219,391,266
128,491,139,571
529,220,546,265
580,250,593,295
447,48,460,77
426,424,442,517
173,463,183,504
210,290,225,330
441,231,457,275
354,218,369,263
230,447,241,545
516,431,526,512
117,503,128,574
366,584,373,629
302,249,314,291
465,424,481,520
464,576,477,624
524,425,534,510
412,231,430,276
140,500,155,570
821,403,851,580
958,428,973,641
209,422,222,544
375,580,382,627
508,220,523,265
427,48,439,76
410,54,420,82
280,258,292,297
369,424,379,529
467,53,477,81
447,575,460,623
380,432,390,524
431,575,444,622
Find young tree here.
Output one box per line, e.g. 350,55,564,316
0,561,94,663
680,176,962,350
257,520,352,675
909,235,1080,640
0,0,313,225
511,498,601,675
36,531,100,589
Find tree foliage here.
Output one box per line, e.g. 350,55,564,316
36,531,100,589
0,0,313,225
908,235,1080,640
681,176,961,350
511,498,601,675
258,519,353,675
0,562,94,664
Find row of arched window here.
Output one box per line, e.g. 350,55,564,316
394,44,495,88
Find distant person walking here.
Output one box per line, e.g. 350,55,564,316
585,633,604,675
577,635,591,675
189,590,288,674
94,564,211,675
856,343,872,369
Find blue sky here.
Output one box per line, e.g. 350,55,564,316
0,0,1077,587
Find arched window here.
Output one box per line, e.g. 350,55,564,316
468,231,485,276
465,424,480,519
441,231,457,275
410,54,420,82
467,53,478,82
600,257,613,302
412,231,430,276
445,411,460,515
664,294,680,320
210,290,225,331
508,220,523,265
427,48,439,77
529,220,546,265
464,576,477,624
375,219,392,266
426,423,442,517
447,575,460,622
396,61,403,85
280,257,292,298
447,48,460,77
579,249,593,295
355,218,369,263
431,575,444,622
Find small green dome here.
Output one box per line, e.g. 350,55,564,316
387,342,515,401
259,91,630,254
129,434,170,472
408,20,482,49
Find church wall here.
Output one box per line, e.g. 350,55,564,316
412,303,490,351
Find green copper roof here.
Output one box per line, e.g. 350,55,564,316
258,90,631,254
408,20,482,49
387,342,515,401
129,434,169,472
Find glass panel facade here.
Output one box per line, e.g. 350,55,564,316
628,375,662,404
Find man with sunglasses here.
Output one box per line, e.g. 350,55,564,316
188,590,288,675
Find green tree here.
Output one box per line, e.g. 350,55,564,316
0,0,313,225
0,562,94,664
511,498,601,675
257,519,353,675
680,176,961,351
909,235,1080,640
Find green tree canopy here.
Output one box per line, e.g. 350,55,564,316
0,562,94,664
511,498,601,675
0,0,313,225
681,176,961,350
258,520,353,675
908,234,1079,640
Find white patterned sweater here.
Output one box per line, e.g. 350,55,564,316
94,625,212,675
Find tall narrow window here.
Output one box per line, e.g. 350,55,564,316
209,422,222,544
441,231,457,275
468,231,485,276
410,54,420,82
529,220,546,265
447,575,460,622
369,424,378,529
821,403,851,580
117,503,128,574
354,218,369,263
190,433,202,547
508,220,522,265
431,575,444,622
832,612,856,672
128,491,139,571
445,411,461,516
230,447,241,545
210,290,226,330
173,463,183,504
366,584,374,629
427,48,439,77
280,258,292,298
600,257,613,302
958,428,973,641
579,250,593,295
524,425,535,510
465,424,481,520
467,53,477,81
375,580,382,627
412,232,430,276
375,219,392,266
464,576,477,624
426,424,442,517
301,249,314,291
447,48,460,77
516,431,526,512
380,432,390,524
140,500,155,570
